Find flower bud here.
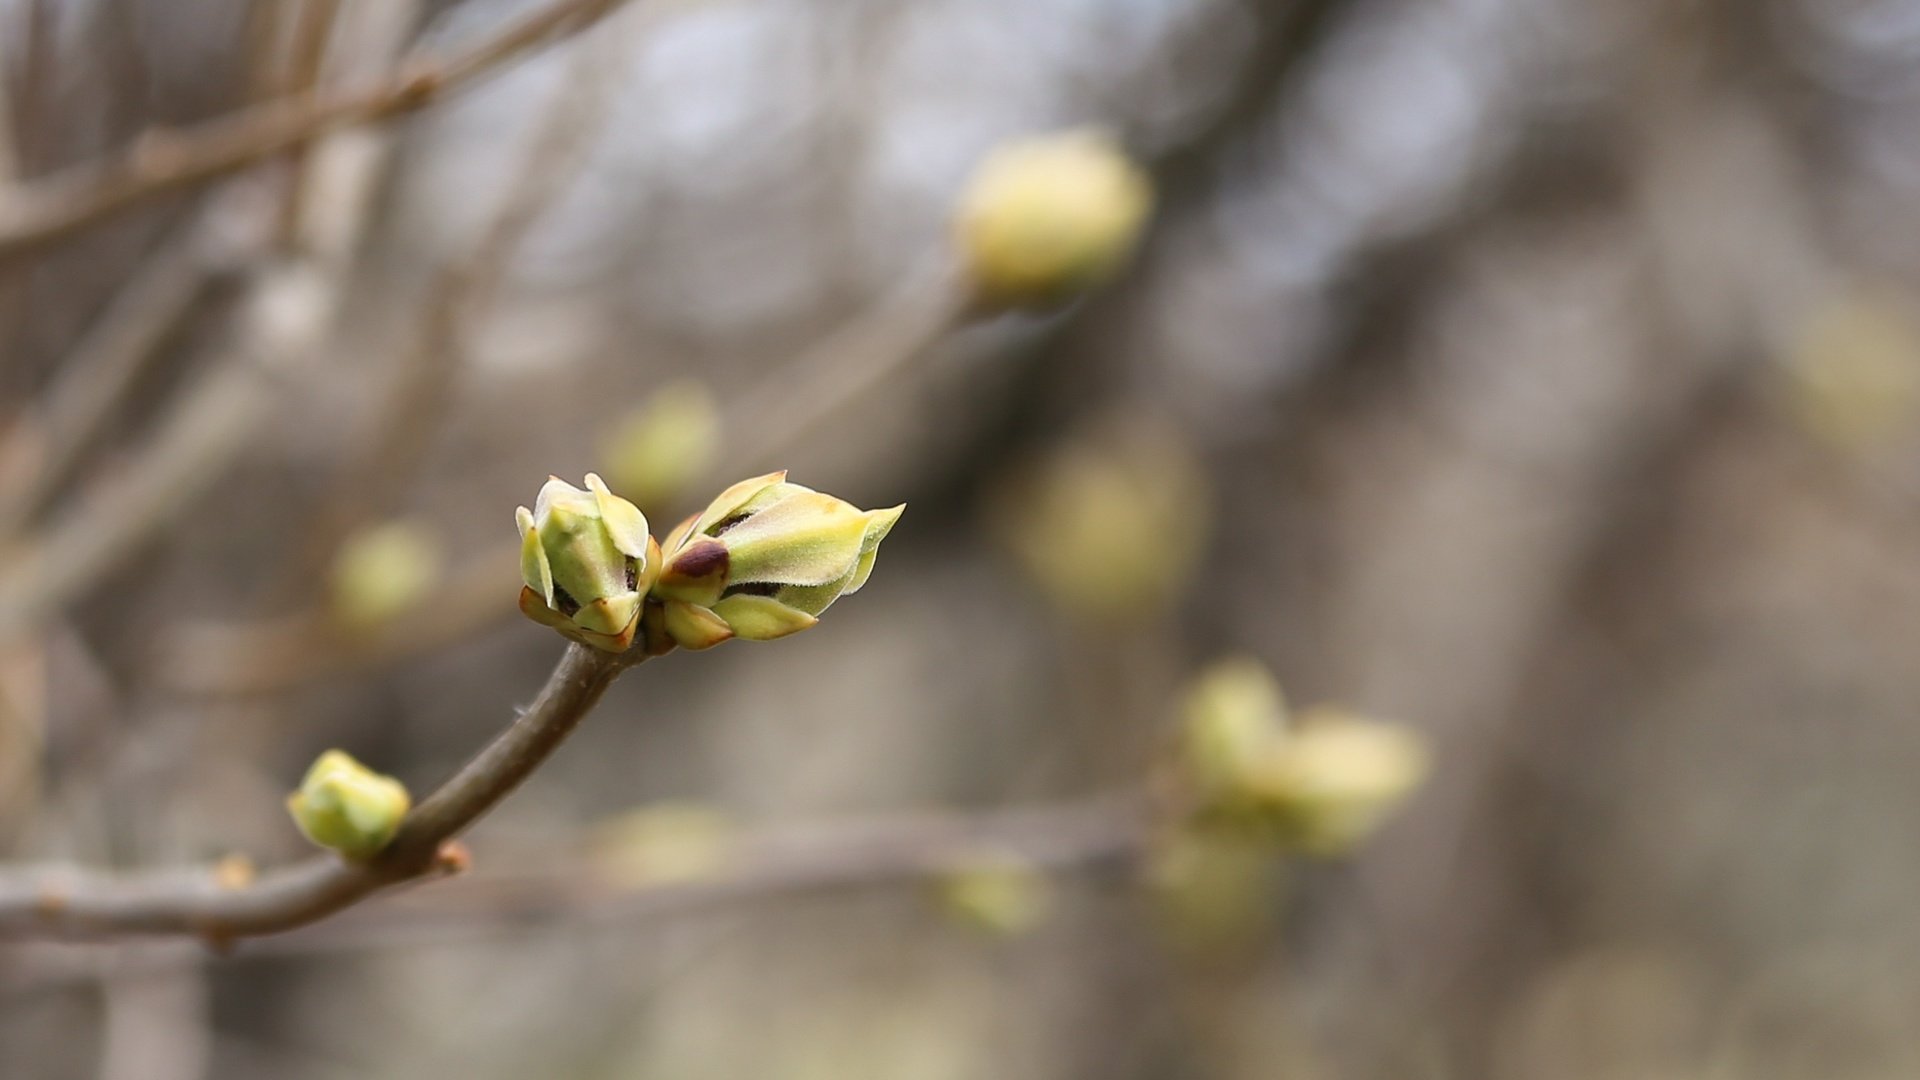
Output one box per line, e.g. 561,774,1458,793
993,415,1208,624
516,473,657,652
648,472,903,651
956,129,1152,308
286,750,411,860
1242,705,1429,856
328,520,444,631
1176,661,1428,856
1181,657,1288,796
600,380,720,516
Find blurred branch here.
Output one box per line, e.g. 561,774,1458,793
272,26,633,601
2,792,1149,979
0,203,249,536
269,790,1150,952
0,0,637,261
0,641,633,942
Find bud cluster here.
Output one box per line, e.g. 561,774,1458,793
515,471,902,656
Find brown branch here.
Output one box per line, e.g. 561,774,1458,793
0,792,1150,981
0,203,246,537
0,0,633,261
0,641,630,942
270,27,632,600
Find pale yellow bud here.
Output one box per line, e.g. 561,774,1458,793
1243,705,1429,856
647,472,904,651
957,130,1152,307
328,520,444,630
1781,287,1920,453
600,380,721,516
1182,657,1288,795
994,415,1208,624
286,750,411,860
517,473,656,652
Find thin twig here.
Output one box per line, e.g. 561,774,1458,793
0,201,250,536
0,642,630,942
0,0,634,261
0,792,1149,984
273,24,632,599
271,0,346,249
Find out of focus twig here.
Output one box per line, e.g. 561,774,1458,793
0,642,632,942
0,204,247,536
275,24,633,598
0,0,636,261
1,791,1148,976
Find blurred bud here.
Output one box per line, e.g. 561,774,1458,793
1181,657,1288,796
286,750,410,860
600,380,721,516
648,471,904,651
1242,705,1429,856
328,520,444,631
956,129,1152,308
517,473,658,653
1176,660,1428,856
1781,287,1920,453
993,416,1209,624
592,802,735,888
1147,830,1283,956
936,851,1051,936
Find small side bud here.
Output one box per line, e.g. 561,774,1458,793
648,473,903,652
286,750,411,860
993,415,1209,624
328,520,444,631
516,473,654,652
956,129,1152,309
600,380,721,516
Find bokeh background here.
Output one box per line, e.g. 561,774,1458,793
7,0,1920,1077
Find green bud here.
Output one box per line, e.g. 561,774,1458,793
1175,659,1427,856
1242,706,1429,857
328,520,444,631
600,380,721,516
956,129,1152,308
516,473,657,653
647,472,903,651
994,415,1209,624
286,750,411,860
1181,657,1288,797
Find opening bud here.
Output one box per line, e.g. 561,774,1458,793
648,472,903,651
956,129,1152,308
516,473,656,652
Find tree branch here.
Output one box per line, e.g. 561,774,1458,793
0,641,629,943
0,0,634,261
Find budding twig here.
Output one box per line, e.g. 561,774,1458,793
159,265,975,694
0,642,630,942
0,0,634,261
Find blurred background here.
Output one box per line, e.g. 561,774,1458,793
6,0,1920,1076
